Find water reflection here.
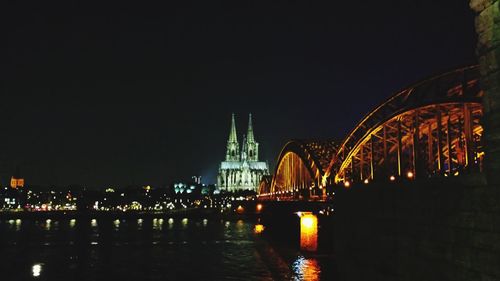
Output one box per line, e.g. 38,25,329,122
235,220,245,236
0,218,333,280
292,256,320,281
15,219,21,231
32,263,43,278
254,224,265,234
153,218,162,231
45,219,52,231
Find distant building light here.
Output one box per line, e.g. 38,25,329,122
10,177,25,189
236,205,244,214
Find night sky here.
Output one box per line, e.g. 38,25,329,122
1,0,476,188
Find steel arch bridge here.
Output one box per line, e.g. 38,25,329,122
258,139,338,200
260,66,484,199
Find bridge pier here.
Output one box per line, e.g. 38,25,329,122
254,201,335,254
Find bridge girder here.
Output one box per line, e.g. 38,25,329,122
334,102,483,184
325,66,484,185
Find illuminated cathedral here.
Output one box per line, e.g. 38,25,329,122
217,114,269,192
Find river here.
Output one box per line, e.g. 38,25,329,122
0,216,335,280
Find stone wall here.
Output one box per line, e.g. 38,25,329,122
470,0,500,184
331,177,500,281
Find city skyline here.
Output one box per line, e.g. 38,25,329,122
1,0,499,280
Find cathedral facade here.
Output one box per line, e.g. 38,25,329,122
217,114,269,192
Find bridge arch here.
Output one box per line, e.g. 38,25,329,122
260,140,337,199
325,66,484,186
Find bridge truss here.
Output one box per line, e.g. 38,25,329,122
259,66,484,200
326,66,484,185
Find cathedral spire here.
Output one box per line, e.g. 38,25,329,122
245,113,259,161
247,113,255,143
226,113,240,161
229,113,238,143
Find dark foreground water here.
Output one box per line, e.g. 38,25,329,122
0,216,333,281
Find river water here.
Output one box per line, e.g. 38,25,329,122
0,217,334,281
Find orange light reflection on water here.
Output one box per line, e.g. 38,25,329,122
254,224,265,234
256,203,263,212
292,256,321,281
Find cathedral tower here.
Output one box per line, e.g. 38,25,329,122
245,113,259,162
226,113,240,161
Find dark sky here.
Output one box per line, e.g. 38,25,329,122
1,0,476,188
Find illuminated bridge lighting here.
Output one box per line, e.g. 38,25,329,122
328,66,483,186
258,66,484,199
298,212,318,252
259,140,338,201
